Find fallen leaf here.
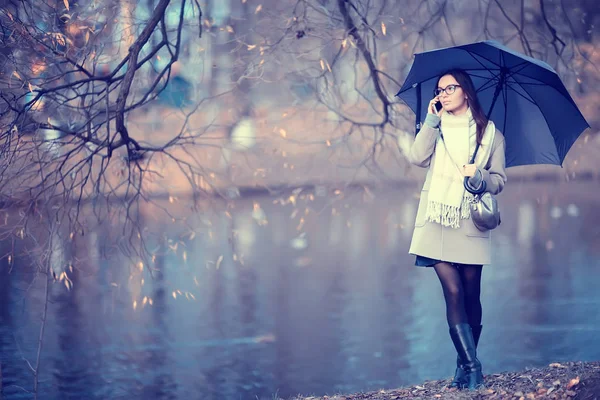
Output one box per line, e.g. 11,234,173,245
63,0,69,11
381,21,387,35
566,376,580,389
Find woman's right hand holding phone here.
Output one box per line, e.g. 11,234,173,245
428,97,442,116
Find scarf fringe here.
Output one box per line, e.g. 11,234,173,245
425,196,472,228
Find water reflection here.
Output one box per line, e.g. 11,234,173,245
517,201,536,249
1,182,600,399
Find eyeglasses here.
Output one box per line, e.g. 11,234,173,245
434,84,461,96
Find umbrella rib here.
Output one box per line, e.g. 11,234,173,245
509,75,557,107
464,48,502,69
506,60,576,164
466,58,558,93
502,60,574,114
476,76,501,93
509,68,583,113
507,61,530,73
509,81,548,86
507,76,561,160
504,83,537,105
505,68,553,86
468,60,503,94
470,55,515,95
468,71,501,80
504,62,541,82
483,59,557,90
497,66,557,167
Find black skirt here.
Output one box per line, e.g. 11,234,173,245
415,255,480,268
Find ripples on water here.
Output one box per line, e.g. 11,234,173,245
1,182,599,399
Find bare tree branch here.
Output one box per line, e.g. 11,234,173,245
337,0,390,127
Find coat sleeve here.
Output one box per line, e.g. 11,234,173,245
479,130,507,195
407,115,440,168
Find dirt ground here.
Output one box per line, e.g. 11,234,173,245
289,361,600,400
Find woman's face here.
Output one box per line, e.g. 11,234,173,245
436,74,468,115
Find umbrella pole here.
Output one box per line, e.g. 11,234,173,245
415,83,421,135
486,69,506,118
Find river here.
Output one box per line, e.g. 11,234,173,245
1,181,599,399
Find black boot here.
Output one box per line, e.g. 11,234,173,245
449,325,482,388
449,324,484,390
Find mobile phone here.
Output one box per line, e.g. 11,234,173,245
435,101,443,112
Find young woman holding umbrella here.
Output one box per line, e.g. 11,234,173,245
398,40,588,392
407,69,507,390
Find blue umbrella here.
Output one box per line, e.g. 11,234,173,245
395,40,590,168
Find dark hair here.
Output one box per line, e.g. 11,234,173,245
436,69,488,145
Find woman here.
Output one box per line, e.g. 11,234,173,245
407,70,507,390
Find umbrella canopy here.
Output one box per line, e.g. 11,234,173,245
396,40,590,168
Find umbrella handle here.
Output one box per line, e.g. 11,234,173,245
463,141,484,194
464,176,486,195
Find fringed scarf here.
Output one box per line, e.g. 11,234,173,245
425,108,495,228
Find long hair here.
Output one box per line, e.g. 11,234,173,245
436,70,488,145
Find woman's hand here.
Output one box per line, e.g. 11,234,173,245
462,164,478,177
428,97,442,116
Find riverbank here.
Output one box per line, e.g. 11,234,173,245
289,361,600,400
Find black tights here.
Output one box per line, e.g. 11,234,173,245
433,262,483,327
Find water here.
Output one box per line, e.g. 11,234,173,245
1,182,599,399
